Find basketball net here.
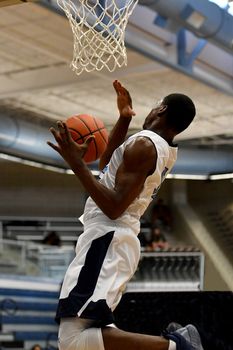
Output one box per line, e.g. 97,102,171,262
57,0,138,75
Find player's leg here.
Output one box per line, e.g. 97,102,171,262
102,323,205,350
59,317,204,350
102,326,169,350
59,317,170,350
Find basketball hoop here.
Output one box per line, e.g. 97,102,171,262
57,0,138,75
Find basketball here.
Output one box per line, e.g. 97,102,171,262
66,114,108,163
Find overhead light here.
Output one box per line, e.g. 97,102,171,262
209,173,233,180
0,153,100,176
167,173,233,180
167,174,208,180
186,11,206,29
180,5,206,29
1,153,231,180
0,153,69,174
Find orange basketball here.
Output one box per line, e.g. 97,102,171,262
66,114,108,163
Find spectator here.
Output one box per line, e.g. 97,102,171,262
31,345,42,350
146,225,169,251
42,231,61,246
151,198,173,231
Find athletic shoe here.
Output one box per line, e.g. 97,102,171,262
162,322,204,350
166,322,183,333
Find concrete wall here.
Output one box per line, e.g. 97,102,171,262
171,179,233,291
0,159,86,218
187,178,232,207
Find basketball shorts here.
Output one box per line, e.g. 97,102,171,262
57,217,141,324
58,317,115,350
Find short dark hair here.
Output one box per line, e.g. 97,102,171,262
163,93,196,133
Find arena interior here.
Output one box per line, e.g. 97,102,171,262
0,0,232,349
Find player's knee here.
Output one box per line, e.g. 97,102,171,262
59,328,104,350
58,336,76,350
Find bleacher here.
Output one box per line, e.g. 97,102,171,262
0,275,59,350
129,249,204,292
0,238,75,279
0,215,204,288
1,216,83,247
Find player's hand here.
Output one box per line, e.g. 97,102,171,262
47,121,94,167
113,80,136,118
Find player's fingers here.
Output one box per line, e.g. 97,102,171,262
56,121,73,144
130,108,136,116
118,85,132,103
123,106,136,117
114,80,126,96
84,135,95,146
125,90,133,106
49,127,62,143
128,107,136,116
114,81,131,101
57,121,66,137
62,122,72,141
80,136,95,157
113,80,120,95
47,141,61,154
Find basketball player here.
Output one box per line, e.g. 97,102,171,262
48,80,204,350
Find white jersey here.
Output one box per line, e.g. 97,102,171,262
83,130,177,233
56,130,177,326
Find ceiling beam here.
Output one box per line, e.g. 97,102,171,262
125,25,233,96
139,0,233,55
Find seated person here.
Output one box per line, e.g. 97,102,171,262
146,225,169,251
42,231,61,246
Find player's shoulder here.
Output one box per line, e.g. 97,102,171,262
127,130,156,146
130,130,173,159
127,130,166,147
123,136,157,173
126,135,156,153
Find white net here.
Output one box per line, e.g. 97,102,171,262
57,0,138,75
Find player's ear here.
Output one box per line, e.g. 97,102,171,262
158,105,167,115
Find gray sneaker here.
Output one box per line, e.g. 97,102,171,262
166,322,183,333
162,323,204,350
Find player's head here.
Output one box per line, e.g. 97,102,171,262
143,93,196,134
163,93,196,133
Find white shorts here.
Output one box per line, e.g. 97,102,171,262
57,218,140,325
58,317,116,350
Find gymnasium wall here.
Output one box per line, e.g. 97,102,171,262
172,205,230,291
170,179,233,291
0,160,86,217
186,178,232,206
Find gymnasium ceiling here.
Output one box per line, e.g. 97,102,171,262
0,0,232,176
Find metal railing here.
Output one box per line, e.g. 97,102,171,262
0,239,74,279
0,238,204,290
128,250,205,292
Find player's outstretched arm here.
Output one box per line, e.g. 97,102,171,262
99,80,136,170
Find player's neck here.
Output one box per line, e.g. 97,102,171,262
149,127,175,146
